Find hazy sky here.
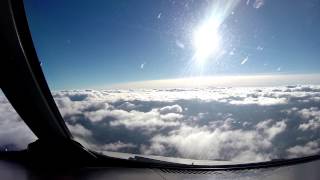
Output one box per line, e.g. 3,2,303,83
24,0,320,89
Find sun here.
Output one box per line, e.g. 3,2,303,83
193,20,221,64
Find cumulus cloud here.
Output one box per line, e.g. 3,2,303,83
299,119,320,131
67,123,92,137
0,91,37,150
287,141,320,158
43,85,320,161
1,85,320,162
118,102,135,110
101,141,136,151
159,104,183,114
142,118,287,162
143,124,275,162
229,96,287,106
295,107,320,131
109,109,182,131
297,107,320,119
256,119,287,139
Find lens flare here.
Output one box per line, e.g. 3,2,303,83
193,20,221,64
188,0,240,70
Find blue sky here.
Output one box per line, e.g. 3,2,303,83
24,0,320,90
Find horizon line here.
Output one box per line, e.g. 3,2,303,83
101,73,320,90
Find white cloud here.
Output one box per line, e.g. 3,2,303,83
160,113,183,121
118,102,135,110
54,91,109,117
109,109,181,131
287,141,320,158
159,104,183,114
143,124,275,162
47,85,320,162
101,141,136,151
296,107,320,131
95,105,184,131
68,85,320,107
297,107,320,119
67,123,92,137
142,118,286,162
256,119,287,139
299,119,320,131
84,109,117,122
229,96,287,106
2,85,320,162
0,92,37,150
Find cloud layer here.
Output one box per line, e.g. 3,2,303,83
1,85,320,162
0,91,37,150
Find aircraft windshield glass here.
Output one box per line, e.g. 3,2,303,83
22,0,320,163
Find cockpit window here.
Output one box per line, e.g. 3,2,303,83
22,0,320,163
0,89,37,151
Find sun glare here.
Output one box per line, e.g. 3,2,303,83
193,20,221,64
